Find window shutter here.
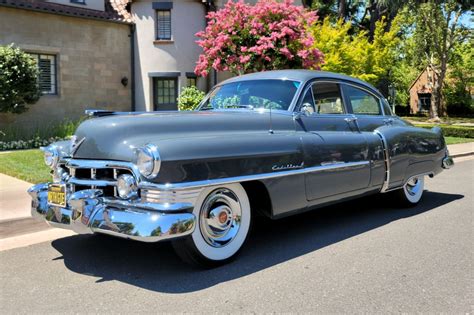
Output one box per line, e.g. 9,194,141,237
38,58,52,93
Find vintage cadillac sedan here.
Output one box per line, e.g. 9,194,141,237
29,70,453,267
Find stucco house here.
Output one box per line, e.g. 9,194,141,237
409,66,438,114
0,0,133,132
1,0,305,132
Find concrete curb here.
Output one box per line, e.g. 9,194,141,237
451,152,474,158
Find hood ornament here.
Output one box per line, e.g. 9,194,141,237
70,135,85,156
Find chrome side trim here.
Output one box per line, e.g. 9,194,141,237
374,130,391,193
140,161,371,191
141,188,203,205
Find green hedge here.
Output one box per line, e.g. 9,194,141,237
415,124,474,138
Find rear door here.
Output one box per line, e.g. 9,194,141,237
296,80,371,201
342,83,408,188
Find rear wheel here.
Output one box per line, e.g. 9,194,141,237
172,183,251,268
392,176,425,207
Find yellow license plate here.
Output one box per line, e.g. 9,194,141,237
48,184,67,207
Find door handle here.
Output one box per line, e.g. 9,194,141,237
344,116,358,123
383,118,394,125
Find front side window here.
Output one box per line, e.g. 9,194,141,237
30,53,57,95
199,80,300,111
153,77,177,110
156,10,171,40
300,82,344,114
344,85,381,115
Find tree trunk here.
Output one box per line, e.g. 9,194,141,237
368,2,379,42
338,0,346,21
437,59,448,117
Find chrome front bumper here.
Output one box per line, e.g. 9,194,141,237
27,183,196,242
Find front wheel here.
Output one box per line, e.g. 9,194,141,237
172,183,251,268
392,176,425,207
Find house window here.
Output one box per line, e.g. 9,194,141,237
186,73,197,87
156,10,171,40
30,53,57,95
153,77,178,110
70,0,86,4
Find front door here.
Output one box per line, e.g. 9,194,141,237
296,81,370,201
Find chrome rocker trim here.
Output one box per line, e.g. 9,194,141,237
27,183,195,242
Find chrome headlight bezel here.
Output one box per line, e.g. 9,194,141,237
135,144,161,179
41,145,59,169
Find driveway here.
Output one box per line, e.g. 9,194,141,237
0,158,472,313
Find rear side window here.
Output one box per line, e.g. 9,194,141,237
343,85,382,115
381,98,393,116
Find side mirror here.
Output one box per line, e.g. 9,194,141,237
293,103,313,120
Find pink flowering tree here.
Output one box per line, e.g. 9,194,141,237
194,0,324,76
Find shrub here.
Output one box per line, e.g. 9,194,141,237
195,0,323,76
0,136,67,151
0,44,40,113
177,86,206,111
415,124,474,138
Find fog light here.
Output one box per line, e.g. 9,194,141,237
116,174,138,199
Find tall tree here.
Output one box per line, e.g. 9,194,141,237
414,0,470,119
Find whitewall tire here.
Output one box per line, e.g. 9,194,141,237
393,176,425,206
172,183,251,268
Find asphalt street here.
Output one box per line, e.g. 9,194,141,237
0,159,473,313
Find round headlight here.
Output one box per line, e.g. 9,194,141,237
41,145,59,169
136,144,161,179
117,174,138,199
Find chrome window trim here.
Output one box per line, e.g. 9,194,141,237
141,160,370,191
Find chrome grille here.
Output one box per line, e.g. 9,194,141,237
66,161,135,198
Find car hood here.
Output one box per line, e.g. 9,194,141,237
72,110,278,161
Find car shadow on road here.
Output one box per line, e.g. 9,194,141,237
51,190,463,293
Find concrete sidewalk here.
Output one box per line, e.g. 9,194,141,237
447,142,474,158
0,173,33,221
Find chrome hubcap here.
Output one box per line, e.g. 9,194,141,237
199,188,242,248
405,177,421,196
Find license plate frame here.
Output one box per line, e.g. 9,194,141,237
47,184,67,207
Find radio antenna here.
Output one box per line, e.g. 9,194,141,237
269,105,274,134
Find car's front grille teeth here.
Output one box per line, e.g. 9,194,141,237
67,167,133,198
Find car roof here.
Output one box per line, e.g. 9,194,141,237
219,70,382,97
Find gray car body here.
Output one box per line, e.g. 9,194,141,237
70,70,447,218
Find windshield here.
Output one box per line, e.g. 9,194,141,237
198,79,301,111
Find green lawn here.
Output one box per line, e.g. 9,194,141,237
0,149,51,184
444,137,474,145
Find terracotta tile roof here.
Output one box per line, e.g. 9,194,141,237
0,0,132,24
109,0,132,22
